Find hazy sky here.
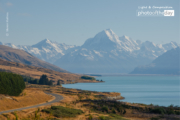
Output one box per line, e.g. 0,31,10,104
0,0,179,46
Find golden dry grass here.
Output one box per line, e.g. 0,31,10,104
0,88,52,112
0,85,167,120
0,85,127,120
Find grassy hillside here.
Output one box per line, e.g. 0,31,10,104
0,45,68,73
0,58,99,84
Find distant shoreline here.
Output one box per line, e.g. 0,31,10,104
92,74,180,76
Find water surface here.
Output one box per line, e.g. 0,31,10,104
63,76,180,107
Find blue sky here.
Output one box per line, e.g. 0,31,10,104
0,0,179,46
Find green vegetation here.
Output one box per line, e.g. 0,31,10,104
23,74,53,86
0,72,25,96
99,116,106,120
57,80,61,86
39,74,49,85
81,99,180,117
39,74,53,85
149,107,180,115
12,111,18,120
42,106,83,118
102,106,109,113
23,76,39,84
83,100,127,115
81,76,95,80
88,114,93,120
150,107,166,114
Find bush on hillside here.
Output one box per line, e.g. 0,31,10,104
39,74,49,85
57,80,61,86
23,76,39,84
39,74,53,85
81,76,95,80
0,72,25,96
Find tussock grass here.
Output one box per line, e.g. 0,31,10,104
42,106,83,118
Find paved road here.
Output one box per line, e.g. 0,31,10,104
0,92,63,115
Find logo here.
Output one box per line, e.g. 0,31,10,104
136,6,175,17
164,10,174,16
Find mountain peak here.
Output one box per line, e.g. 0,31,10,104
32,39,53,48
170,41,179,46
82,29,120,50
102,29,120,43
105,28,112,30
42,38,51,43
104,29,115,36
104,28,113,32
121,35,130,40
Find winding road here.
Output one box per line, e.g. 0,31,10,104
0,92,63,115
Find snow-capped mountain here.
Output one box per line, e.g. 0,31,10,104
2,29,179,74
3,39,76,63
54,29,179,73
134,41,166,60
82,29,140,52
162,41,179,50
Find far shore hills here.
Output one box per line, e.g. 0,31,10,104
89,73,180,76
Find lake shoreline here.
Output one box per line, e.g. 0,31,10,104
63,75,180,107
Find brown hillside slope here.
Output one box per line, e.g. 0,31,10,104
0,45,67,73
0,58,97,84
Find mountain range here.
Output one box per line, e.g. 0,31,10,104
131,47,180,75
1,29,179,74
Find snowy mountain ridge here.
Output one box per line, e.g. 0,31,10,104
1,29,179,73
1,39,76,63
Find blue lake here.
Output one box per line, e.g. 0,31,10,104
63,76,180,107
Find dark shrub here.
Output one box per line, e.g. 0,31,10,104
38,74,53,85
150,108,166,114
39,74,49,85
117,107,123,113
167,109,175,115
57,80,61,86
102,106,109,113
112,108,116,113
123,109,126,114
175,111,180,115
81,76,95,80
48,80,53,86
